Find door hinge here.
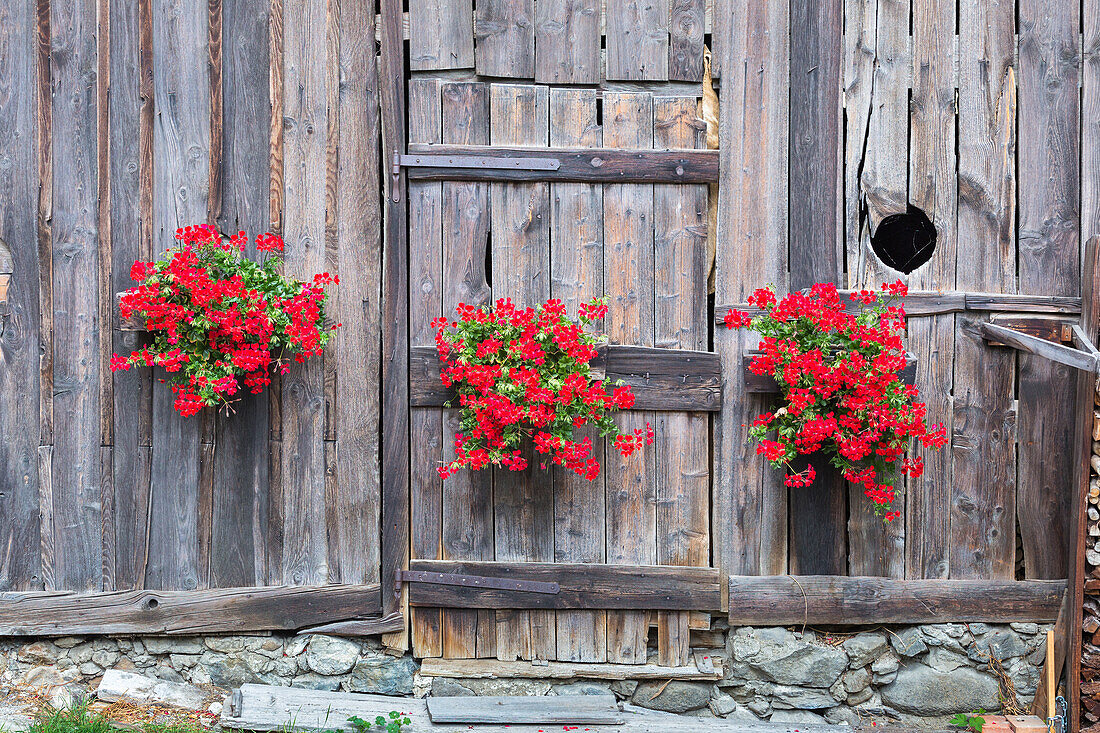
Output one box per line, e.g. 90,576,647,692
397,152,560,172
394,569,560,598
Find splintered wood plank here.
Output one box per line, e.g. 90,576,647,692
0,0,43,591
409,0,474,70
886,0,954,581
603,92,656,663
713,0,788,583
1016,0,1080,580
148,0,209,591
476,0,534,77
333,0,381,589
279,0,329,586
667,0,703,81
844,0,909,290
787,0,844,576
652,96,708,666
534,0,600,83
439,81,495,660
408,78,444,659
548,89,607,663
489,84,553,662
950,0,1015,581
605,0,670,80
209,0,272,588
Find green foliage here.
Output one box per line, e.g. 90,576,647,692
26,705,201,733
949,709,987,732
347,711,410,733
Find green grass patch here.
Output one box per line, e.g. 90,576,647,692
25,705,203,733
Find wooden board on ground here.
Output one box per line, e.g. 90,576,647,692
426,695,622,724
418,657,723,680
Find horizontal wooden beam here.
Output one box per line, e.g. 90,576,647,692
418,657,724,681
408,560,722,610
715,290,1082,323
988,314,1075,344
728,575,1066,625
980,322,1100,372
404,144,719,183
297,612,405,637
410,345,721,411
0,584,381,636
742,351,917,393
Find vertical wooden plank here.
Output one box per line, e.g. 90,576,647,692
898,0,957,582
475,0,534,78
378,0,410,654
667,0,703,81
713,0,788,585
409,0,474,70
533,0,599,84
334,0,381,588
408,78,444,659
603,91,656,663
96,0,113,591
279,0,328,586
0,0,44,591
549,88,606,663
440,81,494,660
605,0,670,81
787,0,844,576
652,96,708,666
490,84,554,662
207,0,271,589
1016,0,1080,580
50,0,103,592
109,0,154,591
951,0,1015,580
1087,0,1100,247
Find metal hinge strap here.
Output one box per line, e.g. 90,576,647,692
397,153,561,171
395,569,560,597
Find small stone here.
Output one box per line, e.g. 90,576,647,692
208,701,223,716
206,658,259,689
770,684,837,709
91,650,119,668
50,684,85,710
871,651,899,675
284,637,310,657
872,669,897,685
78,662,102,677
261,639,282,652
293,673,341,691
54,638,83,650
881,663,1000,715
431,678,474,697
154,667,186,684
770,709,828,724
847,687,874,706
22,666,65,689
843,632,888,668
204,637,245,654
826,706,862,725
741,636,848,687
926,647,969,673
143,638,203,655
968,623,990,636
889,628,927,657
168,654,198,670
551,681,611,696
843,667,872,694
97,670,208,710
1011,623,1040,635
632,681,712,713
69,644,94,665
190,667,212,685
113,656,137,672
305,636,360,676
746,696,771,716
709,693,739,717
18,642,58,666
970,631,1029,661
345,655,418,696
609,680,637,699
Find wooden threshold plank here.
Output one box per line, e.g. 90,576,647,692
0,584,381,636
418,657,723,680
426,695,622,724
727,576,1066,625
408,561,721,610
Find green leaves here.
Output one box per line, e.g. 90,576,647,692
949,710,986,732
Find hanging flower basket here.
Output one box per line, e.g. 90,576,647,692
724,280,947,521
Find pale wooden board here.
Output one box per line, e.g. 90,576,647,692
409,0,474,69
407,77,444,658
488,84,553,662
712,0,788,583
605,0,670,80
548,88,607,663
602,91,656,663
426,695,621,724
651,96,708,665
534,0,600,83
419,657,723,679
439,81,495,660
667,0,704,81
0,0,43,592
475,0,535,77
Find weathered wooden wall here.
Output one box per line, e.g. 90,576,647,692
0,0,382,593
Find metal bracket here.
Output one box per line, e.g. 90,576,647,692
391,150,402,203
397,153,561,171
394,569,560,598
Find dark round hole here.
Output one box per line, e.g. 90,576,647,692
144,597,159,610
870,203,937,274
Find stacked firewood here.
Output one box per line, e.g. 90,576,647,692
1082,401,1100,729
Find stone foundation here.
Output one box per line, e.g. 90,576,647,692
0,622,1050,728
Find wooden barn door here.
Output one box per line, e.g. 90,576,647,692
402,81,720,665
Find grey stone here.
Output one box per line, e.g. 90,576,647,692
880,663,1000,715
69,644,95,665
968,623,990,636
551,681,612,696
741,636,848,687
22,666,65,689
18,642,58,665
143,638,203,655
50,684,86,711
1011,623,1040,635
431,678,474,697
709,693,739,717
926,647,969,673
305,636,360,676
92,650,120,668
770,709,829,724
826,706,862,725
285,637,310,657
889,628,927,657
632,681,712,713
346,655,418,696
843,667,871,694
153,667,187,684
444,678,551,697
847,687,874,706
97,670,208,709
871,651,899,674
168,654,198,670
204,637,246,654
843,632,887,668
770,685,838,710
293,674,341,691
872,670,897,685
206,658,260,689
78,662,102,676
609,680,638,699
746,697,772,716
970,630,1029,661
54,638,83,650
